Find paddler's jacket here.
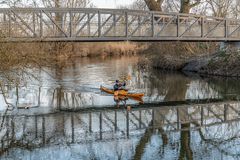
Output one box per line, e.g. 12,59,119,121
114,83,120,91
114,82,126,91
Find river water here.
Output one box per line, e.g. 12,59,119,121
1,56,240,159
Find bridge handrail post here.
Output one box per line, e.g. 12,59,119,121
151,12,154,37
69,11,72,37
33,11,36,37
8,10,11,38
177,14,179,38
225,19,228,39
87,13,91,36
201,16,204,38
125,11,128,38
40,10,43,38
113,14,116,37
98,11,101,37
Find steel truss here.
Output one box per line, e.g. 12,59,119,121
0,8,240,42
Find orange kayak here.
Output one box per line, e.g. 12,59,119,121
100,86,144,98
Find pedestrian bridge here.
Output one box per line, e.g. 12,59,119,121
0,8,240,42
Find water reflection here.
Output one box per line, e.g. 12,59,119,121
2,53,240,159
1,56,240,112
0,102,240,159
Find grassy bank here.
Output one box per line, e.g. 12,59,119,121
0,41,146,72
69,42,146,58
140,42,217,71
139,41,240,77
0,41,146,83
0,41,146,60
199,49,240,77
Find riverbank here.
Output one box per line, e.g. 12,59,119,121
3,41,240,78
0,42,146,82
197,49,240,77
182,49,240,77
0,41,146,62
139,42,217,70
68,42,146,58
141,42,240,77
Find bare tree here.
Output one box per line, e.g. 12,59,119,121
232,1,240,19
164,0,180,12
206,0,233,17
0,0,22,7
180,0,201,13
135,0,202,13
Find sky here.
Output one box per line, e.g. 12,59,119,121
92,0,135,8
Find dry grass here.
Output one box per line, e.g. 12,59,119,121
200,49,240,77
0,41,145,69
140,42,218,70
0,41,146,84
68,42,146,58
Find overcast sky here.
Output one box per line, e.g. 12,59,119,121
92,0,135,8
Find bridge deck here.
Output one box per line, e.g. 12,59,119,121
0,8,240,42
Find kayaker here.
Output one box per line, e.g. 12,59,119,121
113,80,126,91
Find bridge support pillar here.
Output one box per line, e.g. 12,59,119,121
220,42,240,50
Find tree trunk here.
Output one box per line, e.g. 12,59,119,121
180,0,191,13
144,0,163,11
55,0,62,36
180,0,200,13
55,0,61,22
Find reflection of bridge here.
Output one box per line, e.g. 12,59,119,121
1,8,240,42
1,101,240,152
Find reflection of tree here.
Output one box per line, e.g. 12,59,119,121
56,87,63,109
0,117,37,156
175,104,240,159
145,71,169,96
177,106,193,160
131,69,193,159
133,108,169,159
133,124,153,160
178,105,240,160
0,140,36,156
144,70,191,101
195,121,240,158
179,123,193,160
206,77,240,99
0,85,16,131
164,74,190,101
133,121,169,160
142,70,191,159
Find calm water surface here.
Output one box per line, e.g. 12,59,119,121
1,56,240,159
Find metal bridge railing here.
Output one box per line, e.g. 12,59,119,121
0,8,240,42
